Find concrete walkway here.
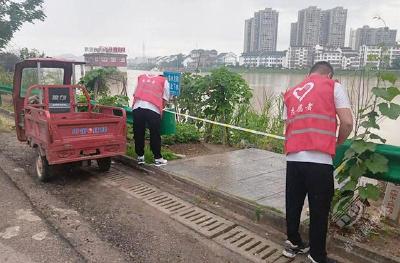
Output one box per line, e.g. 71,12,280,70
161,148,308,217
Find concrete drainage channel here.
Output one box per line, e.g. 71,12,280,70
90,167,306,263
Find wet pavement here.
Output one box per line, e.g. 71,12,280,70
161,148,309,219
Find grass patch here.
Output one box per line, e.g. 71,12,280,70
0,104,14,112
0,116,14,132
126,144,179,163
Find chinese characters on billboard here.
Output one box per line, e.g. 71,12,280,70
84,46,126,54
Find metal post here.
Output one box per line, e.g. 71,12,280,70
37,62,43,102
72,64,76,84
80,65,85,79
37,62,41,84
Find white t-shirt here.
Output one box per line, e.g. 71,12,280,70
133,74,170,114
283,82,351,165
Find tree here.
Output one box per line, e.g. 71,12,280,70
178,67,252,145
0,52,20,71
333,71,400,220
0,0,46,50
19,47,45,60
79,68,120,99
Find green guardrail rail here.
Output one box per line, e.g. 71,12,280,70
90,100,176,136
0,84,12,106
334,140,400,184
2,89,398,182
0,84,38,96
0,84,12,94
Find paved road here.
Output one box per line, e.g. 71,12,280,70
0,168,84,263
0,131,252,263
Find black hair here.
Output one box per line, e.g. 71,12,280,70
309,61,334,76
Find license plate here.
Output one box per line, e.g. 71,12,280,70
72,127,108,135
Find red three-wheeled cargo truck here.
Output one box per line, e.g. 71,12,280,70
12,58,127,181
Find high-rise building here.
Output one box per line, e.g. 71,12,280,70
349,29,357,50
290,23,298,46
324,7,347,47
354,26,397,50
243,8,279,53
243,18,253,53
290,6,347,48
319,11,330,47
297,6,321,47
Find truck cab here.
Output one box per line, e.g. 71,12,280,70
13,58,85,141
12,58,127,181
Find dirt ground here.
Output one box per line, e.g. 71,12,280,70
0,127,250,263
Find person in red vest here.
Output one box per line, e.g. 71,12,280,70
281,62,353,263
132,73,170,166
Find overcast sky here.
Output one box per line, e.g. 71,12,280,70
7,0,400,57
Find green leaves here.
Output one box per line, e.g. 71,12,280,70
364,153,389,174
359,184,380,201
359,110,380,130
98,95,129,107
371,85,400,120
349,163,367,179
333,70,398,213
79,68,120,96
0,0,46,49
372,86,400,102
378,102,400,120
179,68,252,144
369,134,386,144
344,148,356,159
351,140,376,154
343,179,358,192
379,72,398,85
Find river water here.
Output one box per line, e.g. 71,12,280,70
126,70,399,146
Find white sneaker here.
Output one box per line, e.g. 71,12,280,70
137,156,145,165
154,158,167,166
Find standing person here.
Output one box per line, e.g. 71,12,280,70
282,62,353,263
132,73,170,166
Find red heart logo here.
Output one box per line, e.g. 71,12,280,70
293,82,314,102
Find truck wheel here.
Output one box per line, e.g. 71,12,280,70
35,154,52,182
97,157,111,172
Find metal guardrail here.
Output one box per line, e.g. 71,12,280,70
0,84,12,106
1,87,399,184
0,84,12,94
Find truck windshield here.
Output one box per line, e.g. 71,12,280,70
20,68,64,97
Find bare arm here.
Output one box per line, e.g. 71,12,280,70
336,108,353,145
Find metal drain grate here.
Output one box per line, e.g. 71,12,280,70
171,206,235,238
144,192,194,215
119,183,159,199
104,172,131,187
214,226,305,263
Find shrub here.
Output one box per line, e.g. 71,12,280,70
162,123,201,145
98,95,129,107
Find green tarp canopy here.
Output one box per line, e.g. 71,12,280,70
334,140,400,184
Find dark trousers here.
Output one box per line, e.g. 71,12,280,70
286,161,334,262
133,108,162,159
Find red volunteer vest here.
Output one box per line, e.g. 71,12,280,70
134,74,165,114
284,74,337,156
